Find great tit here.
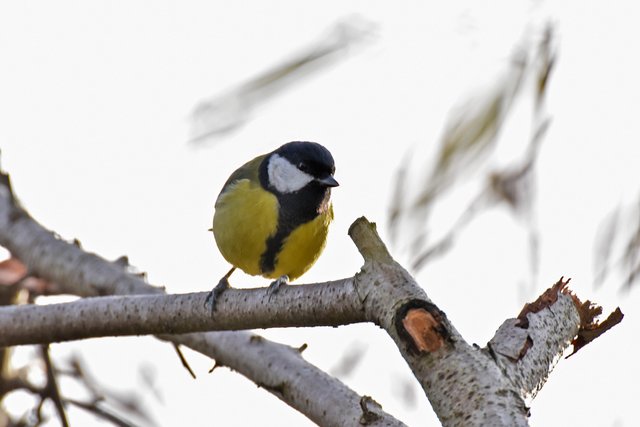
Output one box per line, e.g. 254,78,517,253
207,141,339,312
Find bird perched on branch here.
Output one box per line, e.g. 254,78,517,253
207,141,339,313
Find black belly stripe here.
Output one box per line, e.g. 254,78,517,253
257,155,332,275
260,221,297,274
259,187,331,275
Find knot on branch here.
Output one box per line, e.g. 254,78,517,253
396,300,450,354
359,395,382,425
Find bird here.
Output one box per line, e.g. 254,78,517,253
206,141,339,313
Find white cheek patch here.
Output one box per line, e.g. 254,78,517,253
268,154,314,193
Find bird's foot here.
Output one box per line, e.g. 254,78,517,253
267,275,289,300
205,267,236,316
205,277,231,316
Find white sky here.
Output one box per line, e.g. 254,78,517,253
1,1,639,426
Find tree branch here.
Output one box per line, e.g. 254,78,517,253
348,218,532,425
163,331,392,426
0,281,365,346
0,170,406,427
488,279,580,399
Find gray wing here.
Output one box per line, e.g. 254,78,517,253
215,154,266,204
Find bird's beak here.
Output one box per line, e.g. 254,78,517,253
317,175,339,187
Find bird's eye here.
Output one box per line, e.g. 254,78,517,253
297,162,309,172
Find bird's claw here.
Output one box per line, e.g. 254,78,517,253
267,275,289,300
206,277,230,316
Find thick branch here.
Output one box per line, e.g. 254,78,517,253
347,218,530,426
0,172,406,427
0,282,365,346
348,219,621,426
488,279,580,399
164,331,391,427
488,278,623,398
349,220,511,423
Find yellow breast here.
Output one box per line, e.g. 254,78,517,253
213,179,279,276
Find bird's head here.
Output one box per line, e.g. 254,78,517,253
265,141,338,194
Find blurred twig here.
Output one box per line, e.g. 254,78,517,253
391,26,556,289
60,355,155,425
416,52,527,213
40,345,69,427
0,258,69,426
392,375,417,409
388,49,528,248
0,348,154,426
66,398,139,427
189,17,375,143
594,197,640,291
329,342,366,379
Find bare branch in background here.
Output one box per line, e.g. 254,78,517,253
391,375,417,409
593,207,621,287
329,342,366,379
388,51,527,245
40,345,69,427
59,355,156,426
65,398,139,427
189,17,376,143
534,26,556,113
412,53,526,216
621,199,640,291
0,325,153,426
388,151,411,245
391,26,556,289
594,197,640,291
138,363,163,404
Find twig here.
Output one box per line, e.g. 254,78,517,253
40,344,69,427
66,398,138,427
172,344,196,379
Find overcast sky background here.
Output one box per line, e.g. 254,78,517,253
1,1,639,426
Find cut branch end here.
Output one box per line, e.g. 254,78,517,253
516,276,624,358
348,217,394,264
516,276,571,328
